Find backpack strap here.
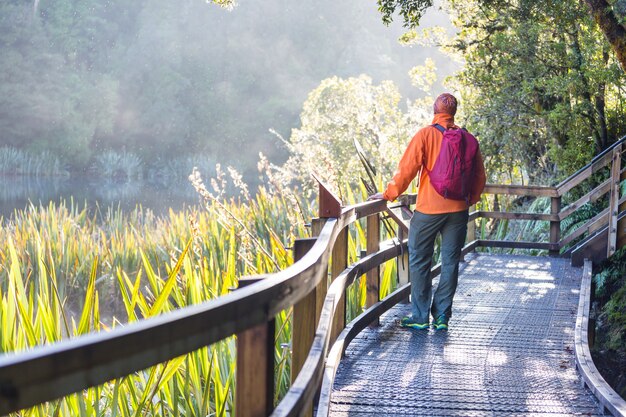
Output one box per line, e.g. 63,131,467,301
432,123,446,133
433,123,468,133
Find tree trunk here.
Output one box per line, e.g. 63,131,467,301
582,0,626,71
595,47,610,150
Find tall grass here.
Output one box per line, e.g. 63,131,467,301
0,147,68,177
0,166,401,416
90,151,144,181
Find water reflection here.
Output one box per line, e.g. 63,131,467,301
0,176,201,218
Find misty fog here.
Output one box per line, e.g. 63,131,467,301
0,0,456,212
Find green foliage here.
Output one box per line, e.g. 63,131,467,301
594,247,626,355
390,0,626,184
1,0,428,177
0,166,404,415
377,0,433,27
0,147,67,177
90,151,144,181
594,246,626,300
0,180,305,415
376,0,626,72
449,0,626,183
278,75,432,196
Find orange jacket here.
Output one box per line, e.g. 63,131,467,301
383,113,487,214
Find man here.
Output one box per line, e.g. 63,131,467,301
369,93,486,331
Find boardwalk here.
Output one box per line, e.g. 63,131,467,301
329,254,609,416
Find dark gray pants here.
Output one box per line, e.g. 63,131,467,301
408,209,468,323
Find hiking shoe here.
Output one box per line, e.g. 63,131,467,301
432,315,448,331
400,316,429,330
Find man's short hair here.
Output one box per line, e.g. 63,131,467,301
434,93,457,116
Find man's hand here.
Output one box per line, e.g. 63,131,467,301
367,192,384,201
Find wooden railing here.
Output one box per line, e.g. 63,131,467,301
0,135,625,416
474,135,626,264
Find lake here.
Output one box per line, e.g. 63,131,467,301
0,176,203,219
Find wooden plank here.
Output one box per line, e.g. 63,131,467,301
559,210,608,248
467,204,476,243
561,192,626,249
608,145,622,256
315,242,475,417
330,228,348,346
588,208,611,236
574,260,626,416
550,197,562,256
618,215,626,255
366,214,380,327
571,210,626,266
277,238,409,417
385,203,412,234
311,218,328,329
558,178,610,221
557,150,614,195
483,184,558,197
291,237,318,417
313,173,342,218
571,228,609,267
476,211,557,221
475,240,554,251
236,277,275,417
620,169,626,249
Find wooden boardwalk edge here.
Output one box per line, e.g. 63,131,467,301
575,259,626,417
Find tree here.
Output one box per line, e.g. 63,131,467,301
278,75,424,195
377,0,626,72
396,0,626,183
582,0,626,71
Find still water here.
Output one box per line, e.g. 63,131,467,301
0,176,202,219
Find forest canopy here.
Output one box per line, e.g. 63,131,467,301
2,0,626,189
1,0,449,181
371,0,626,184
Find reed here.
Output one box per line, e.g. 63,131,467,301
0,147,67,177
0,171,401,415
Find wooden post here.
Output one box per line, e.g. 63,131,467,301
236,277,275,417
311,218,327,326
311,175,345,344
366,214,380,326
291,238,317,378
290,238,317,417
619,193,626,251
549,196,562,256
467,204,476,243
397,226,410,303
330,227,348,345
608,144,622,257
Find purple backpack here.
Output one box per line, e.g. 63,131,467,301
427,124,479,203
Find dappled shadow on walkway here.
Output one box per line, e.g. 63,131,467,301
329,254,608,417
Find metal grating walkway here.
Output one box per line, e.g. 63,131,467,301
329,253,609,416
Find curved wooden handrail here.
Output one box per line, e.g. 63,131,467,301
314,244,477,417
0,200,386,415
575,260,626,417
557,134,626,194
273,238,407,416
3,134,626,416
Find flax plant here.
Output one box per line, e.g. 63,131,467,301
0,159,405,416
0,178,307,416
